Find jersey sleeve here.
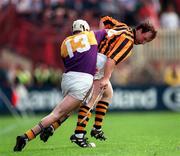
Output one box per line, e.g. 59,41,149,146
60,39,66,58
101,16,125,29
94,29,107,45
107,36,133,64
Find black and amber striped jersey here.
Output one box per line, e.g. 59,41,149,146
99,16,134,65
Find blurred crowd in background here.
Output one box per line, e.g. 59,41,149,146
0,0,180,91
0,0,179,28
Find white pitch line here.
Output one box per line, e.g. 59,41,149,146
0,124,17,135
0,118,34,136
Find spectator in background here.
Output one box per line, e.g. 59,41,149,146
66,0,83,11
48,68,62,88
137,0,160,28
33,63,50,87
30,0,43,21
83,0,100,11
13,76,30,113
52,7,66,28
118,0,138,25
16,0,32,15
42,7,53,25
0,0,18,10
160,3,179,29
164,63,180,86
15,65,32,87
99,0,119,16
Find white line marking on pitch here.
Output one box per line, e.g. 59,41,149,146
0,124,17,135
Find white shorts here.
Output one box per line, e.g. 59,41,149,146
94,53,107,80
61,71,93,101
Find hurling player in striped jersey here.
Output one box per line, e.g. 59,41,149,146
88,16,157,140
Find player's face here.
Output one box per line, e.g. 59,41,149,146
135,29,153,45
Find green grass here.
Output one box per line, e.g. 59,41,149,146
0,112,180,156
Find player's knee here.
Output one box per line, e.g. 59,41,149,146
101,87,113,103
104,87,113,98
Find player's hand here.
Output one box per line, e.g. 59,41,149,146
99,77,109,89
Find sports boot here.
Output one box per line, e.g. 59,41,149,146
14,135,28,152
70,134,94,148
90,128,106,141
40,126,54,142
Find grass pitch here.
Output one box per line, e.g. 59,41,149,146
0,112,180,156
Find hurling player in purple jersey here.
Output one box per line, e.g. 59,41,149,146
14,19,107,151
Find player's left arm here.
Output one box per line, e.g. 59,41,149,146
99,58,116,89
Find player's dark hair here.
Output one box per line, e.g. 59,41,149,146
72,30,81,34
136,22,157,41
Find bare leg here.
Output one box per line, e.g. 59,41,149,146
99,80,113,103
28,95,81,139
86,80,102,108
41,80,103,136
14,95,82,152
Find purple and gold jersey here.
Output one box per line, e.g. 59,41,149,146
61,30,106,76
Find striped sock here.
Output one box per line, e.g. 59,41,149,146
25,129,36,141
93,101,109,129
75,105,92,135
51,114,70,130
25,122,43,141
52,121,61,130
